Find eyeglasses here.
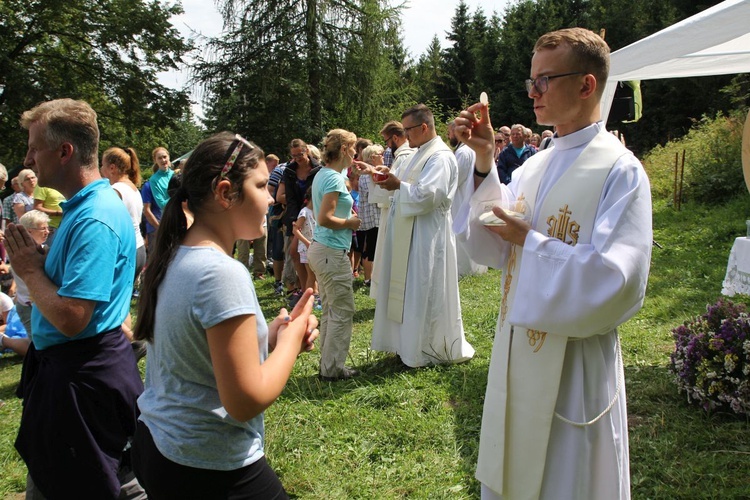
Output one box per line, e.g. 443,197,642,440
220,134,254,180
29,226,50,233
291,152,307,160
525,72,585,95
403,123,424,132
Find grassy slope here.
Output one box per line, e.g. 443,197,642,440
1,196,750,498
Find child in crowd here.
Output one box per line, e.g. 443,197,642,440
131,132,319,499
293,188,320,309
346,171,362,278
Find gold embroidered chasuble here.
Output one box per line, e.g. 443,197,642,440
476,131,629,498
386,137,452,322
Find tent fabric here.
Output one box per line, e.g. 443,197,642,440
601,0,750,120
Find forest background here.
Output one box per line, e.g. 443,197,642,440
1,0,749,169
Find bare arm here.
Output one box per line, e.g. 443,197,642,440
317,192,359,231
207,290,318,422
13,203,25,220
143,202,159,228
351,160,376,176
33,199,63,217
275,182,287,206
293,216,312,247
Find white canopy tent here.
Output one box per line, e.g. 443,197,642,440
601,0,750,121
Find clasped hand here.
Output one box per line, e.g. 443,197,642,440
268,288,319,353
3,223,46,281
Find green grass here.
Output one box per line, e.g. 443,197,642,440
1,195,750,498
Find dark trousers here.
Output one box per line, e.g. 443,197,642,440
15,329,144,499
132,421,289,500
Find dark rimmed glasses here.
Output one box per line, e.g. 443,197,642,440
403,123,424,132
220,134,255,180
525,72,585,95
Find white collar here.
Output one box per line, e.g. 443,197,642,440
552,122,604,151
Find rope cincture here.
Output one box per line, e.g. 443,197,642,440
554,335,623,427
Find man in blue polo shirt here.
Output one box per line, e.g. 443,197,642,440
4,98,144,499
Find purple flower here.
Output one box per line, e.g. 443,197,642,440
669,298,750,417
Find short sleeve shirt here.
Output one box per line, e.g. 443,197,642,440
138,246,268,470
312,167,353,250
32,180,136,350
33,186,66,228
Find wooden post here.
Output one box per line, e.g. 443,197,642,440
673,152,679,208
678,149,686,211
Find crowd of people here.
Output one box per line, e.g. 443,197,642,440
0,26,652,500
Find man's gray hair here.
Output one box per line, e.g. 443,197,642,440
19,98,100,168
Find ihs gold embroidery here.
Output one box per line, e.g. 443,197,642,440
546,204,579,245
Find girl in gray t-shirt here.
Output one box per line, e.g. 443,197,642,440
131,133,319,499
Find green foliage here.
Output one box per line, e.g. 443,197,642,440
0,0,195,167
418,0,745,154
570,0,742,155
198,0,415,153
193,0,747,156
414,37,444,104
162,113,207,159
642,110,746,203
488,0,592,128
437,1,477,110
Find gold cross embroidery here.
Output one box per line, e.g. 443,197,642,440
546,204,580,246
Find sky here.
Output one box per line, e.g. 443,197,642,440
158,0,508,116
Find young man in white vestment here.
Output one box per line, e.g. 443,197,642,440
368,121,416,298
369,104,475,367
454,28,652,499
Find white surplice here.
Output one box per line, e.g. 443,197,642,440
453,143,488,278
457,123,652,500
369,143,416,299
371,136,475,367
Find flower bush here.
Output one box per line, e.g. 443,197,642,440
669,298,750,416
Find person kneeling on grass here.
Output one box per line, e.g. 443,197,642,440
131,132,319,499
